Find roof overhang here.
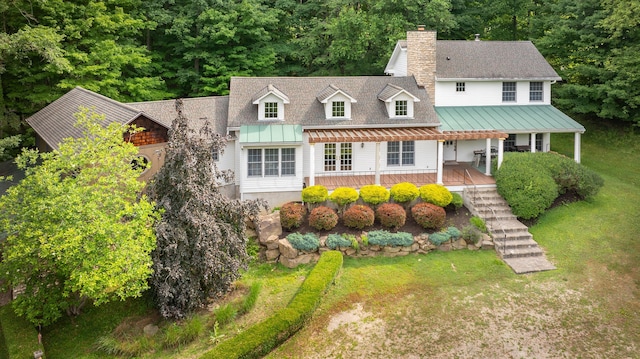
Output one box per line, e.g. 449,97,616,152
436,105,585,134
306,127,506,143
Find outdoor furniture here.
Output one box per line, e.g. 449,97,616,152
515,145,530,152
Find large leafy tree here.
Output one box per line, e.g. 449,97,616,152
0,108,159,326
148,100,266,320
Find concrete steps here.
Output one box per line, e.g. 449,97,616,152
465,187,556,274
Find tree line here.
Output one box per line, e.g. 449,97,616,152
1,0,638,154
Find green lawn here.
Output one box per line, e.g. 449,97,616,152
36,121,640,357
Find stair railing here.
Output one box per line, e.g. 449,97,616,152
464,169,508,256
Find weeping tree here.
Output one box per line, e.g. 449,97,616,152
147,99,266,320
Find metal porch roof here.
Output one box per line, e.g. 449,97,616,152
239,124,303,143
435,105,585,133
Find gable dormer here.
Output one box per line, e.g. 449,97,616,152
378,84,420,119
316,84,357,120
252,84,289,121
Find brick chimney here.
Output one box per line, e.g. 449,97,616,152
407,26,436,105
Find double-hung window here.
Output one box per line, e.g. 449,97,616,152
247,148,295,177
502,82,516,102
529,82,543,102
395,100,408,116
324,143,352,171
332,101,345,117
387,141,415,166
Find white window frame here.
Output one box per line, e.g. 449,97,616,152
324,143,352,171
530,81,543,102
332,101,345,117
387,141,415,166
247,148,296,177
502,82,517,102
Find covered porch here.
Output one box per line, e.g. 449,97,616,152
304,162,495,190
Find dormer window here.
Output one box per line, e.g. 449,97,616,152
317,84,357,120
252,84,289,121
378,83,420,119
395,100,408,116
264,102,278,118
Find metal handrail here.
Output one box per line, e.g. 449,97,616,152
464,169,508,255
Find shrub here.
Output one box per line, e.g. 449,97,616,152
461,225,483,244
495,154,558,219
301,185,328,204
326,233,353,249
213,303,238,326
359,184,390,205
448,192,464,211
328,187,359,207
286,232,320,251
375,203,406,229
342,204,375,229
280,202,307,230
446,226,462,240
309,206,338,231
411,202,446,230
202,251,343,359
428,232,450,246
361,233,369,246
390,182,419,203
367,230,414,246
419,184,453,207
470,216,487,233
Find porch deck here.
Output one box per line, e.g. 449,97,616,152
305,162,495,190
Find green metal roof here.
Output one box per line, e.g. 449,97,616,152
239,124,303,143
435,105,585,133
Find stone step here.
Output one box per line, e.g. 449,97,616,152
503,257,556,274
495,238,539,250
500,246,545,259
492,233,533,242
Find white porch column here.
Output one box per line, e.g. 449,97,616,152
530,133,537,153
374,142,381,185
436,140,444,185
574,132,581,163
497,138,505,169
485,138,491,176
308,143,315,186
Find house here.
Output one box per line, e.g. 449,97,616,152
25,29,584,207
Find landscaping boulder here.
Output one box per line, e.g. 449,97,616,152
280,253,318,268
278,238,298,259
257,212,282,244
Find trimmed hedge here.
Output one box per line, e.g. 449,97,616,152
390,182,419,203
359,185,390,205
0,305,44,359
301,185,328,204
201,251,343,359
411,202,446,230
328,187,359,207
342,205,375,229
367,230,413,247
308,206,338,231
375,203,406,230
419,184,453,207
280,202,307,230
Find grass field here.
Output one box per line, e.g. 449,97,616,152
40,121,640,358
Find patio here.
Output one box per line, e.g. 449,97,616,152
305,162,495,190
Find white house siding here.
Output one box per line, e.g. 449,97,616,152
435,81,552,106
381,140,438,172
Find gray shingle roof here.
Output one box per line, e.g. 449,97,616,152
227,76,438,129
436,41,561,80
127,96,229,135
25,87,147,150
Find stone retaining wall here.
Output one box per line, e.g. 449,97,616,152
255,212,495,269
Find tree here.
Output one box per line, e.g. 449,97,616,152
148,99,266,320
0,108,159,326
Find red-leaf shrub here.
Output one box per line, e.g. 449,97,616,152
280,202,307,230
309,206,338,231
411,202,446,230
375,203,406,230
342,205,375,229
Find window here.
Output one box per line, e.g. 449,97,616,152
332,101,345,117
248,149,262,177
264,102,278,118
324,143,352,171
502,82,516,102
395,100,408,116
456,82,465,92
387,141,415,166
247,148,295,177
324,144,336,171
212,149,219,161
530,133,543,151
530,82,543,102
281,148,295,175
264,148,279,176
504,134,516,151
340,143,352,170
